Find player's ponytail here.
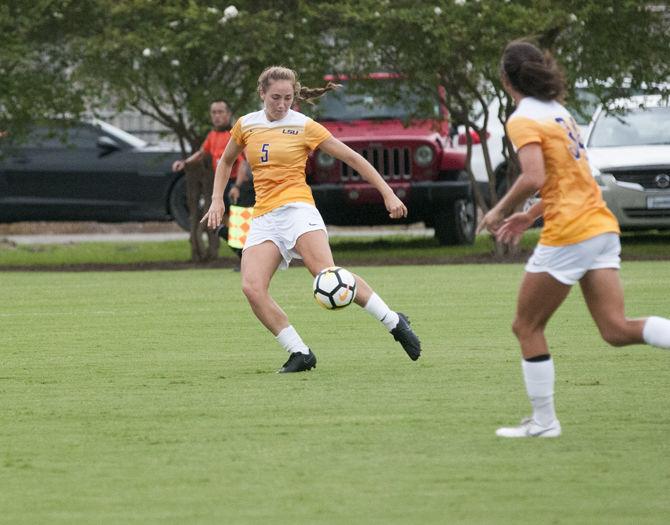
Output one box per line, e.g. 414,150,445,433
501,40,566,102
257,66,339,103
298,82,341,104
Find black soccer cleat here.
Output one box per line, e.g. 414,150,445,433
391,312,422,361
278,349,317,373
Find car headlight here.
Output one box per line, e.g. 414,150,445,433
591,165,606,187
414,145,434,167
316,151,335,168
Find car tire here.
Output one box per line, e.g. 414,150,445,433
434,197,477,245
169,176,190,231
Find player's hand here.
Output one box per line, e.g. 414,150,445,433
384,193,408,219
172,159,185,173
476,207,505,235
228,186,240,205
201,198,226,229
495,212,533,245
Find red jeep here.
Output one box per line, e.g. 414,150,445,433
305,74,475,245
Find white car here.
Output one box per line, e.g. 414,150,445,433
586,95,670,230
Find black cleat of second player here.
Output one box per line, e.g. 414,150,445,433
391,312,422,361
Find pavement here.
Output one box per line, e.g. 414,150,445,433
0,225,434,245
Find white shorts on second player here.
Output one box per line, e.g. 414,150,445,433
243,202,327,270
525,232,621,285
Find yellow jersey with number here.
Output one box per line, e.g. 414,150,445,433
506,97,619,246
230,108,331,217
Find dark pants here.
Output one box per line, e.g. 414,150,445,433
219,173,255,259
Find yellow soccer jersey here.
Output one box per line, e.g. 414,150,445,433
506,97,619,246
230,109,331,217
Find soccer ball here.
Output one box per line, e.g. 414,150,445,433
313,266,357,309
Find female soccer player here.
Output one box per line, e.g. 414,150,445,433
478,41,670,437
201,66,421,373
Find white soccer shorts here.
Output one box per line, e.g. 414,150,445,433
525,232,621,285
243,202,327,270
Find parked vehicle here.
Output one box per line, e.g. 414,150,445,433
0,120,191,229
586,95,670,231
304,74,475,245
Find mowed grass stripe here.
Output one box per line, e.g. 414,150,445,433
0,263,668,524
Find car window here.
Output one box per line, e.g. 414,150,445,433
305,80,439,121
95,120,146,148
567,89,599,127
588,106,670,147
30,124,101,149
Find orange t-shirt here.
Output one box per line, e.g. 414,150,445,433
202,129,244,179
230,109,331,217
506,97,619,246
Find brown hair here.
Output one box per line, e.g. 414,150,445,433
501,41,566,102
257,66,340,103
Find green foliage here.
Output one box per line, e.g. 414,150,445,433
347,1,670,210
1,264,669,523
0,0,99,135
2,0,668,157
78,0,348,151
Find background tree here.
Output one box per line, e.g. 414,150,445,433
348,0,670,225
0,0,99,138
78,0,350,154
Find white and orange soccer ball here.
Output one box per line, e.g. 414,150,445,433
313,266,357,309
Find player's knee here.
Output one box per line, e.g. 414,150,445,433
241,279,265,305
512,316,546,342
511,317,530,340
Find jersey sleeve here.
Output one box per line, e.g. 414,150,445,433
506,116,542,150
230,118,246,147
305,119,332,150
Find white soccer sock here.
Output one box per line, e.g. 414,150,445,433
642,316,670,349
276,325,310,355
364,293,400,331
522,358,557,427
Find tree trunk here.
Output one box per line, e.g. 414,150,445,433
184,160,219,262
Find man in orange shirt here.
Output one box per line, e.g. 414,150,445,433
172,100,248,252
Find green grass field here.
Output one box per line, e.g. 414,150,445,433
1,263,669,524
1,230,669,267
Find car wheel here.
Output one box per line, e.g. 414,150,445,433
169,176,190,231
434,197,477,245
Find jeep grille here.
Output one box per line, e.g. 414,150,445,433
341,147,412,181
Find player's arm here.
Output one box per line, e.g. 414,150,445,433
496,200,544,245
317,136,407,219
202,139,245,229
477,143,545,234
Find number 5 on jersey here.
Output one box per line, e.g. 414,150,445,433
260,143,270,163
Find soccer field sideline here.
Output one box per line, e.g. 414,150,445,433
0,262,668,524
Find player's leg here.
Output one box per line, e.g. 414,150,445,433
513,272,572,359
496,271,571,438
580,268,670,349
295,229,421,360
240,241,315,372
